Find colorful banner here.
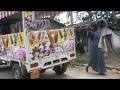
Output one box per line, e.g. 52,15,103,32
34,19,51,31
28,28,75,61
0,32,25,61
0,28,75,61
24,11,35,29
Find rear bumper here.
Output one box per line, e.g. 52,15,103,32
27,52,76,73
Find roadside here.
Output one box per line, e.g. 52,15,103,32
0,65,120,79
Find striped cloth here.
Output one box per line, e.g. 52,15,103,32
0,11,63,19
35,11,62,18
0,11,18,19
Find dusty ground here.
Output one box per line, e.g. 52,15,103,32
0,65,120,79
106,53,120,67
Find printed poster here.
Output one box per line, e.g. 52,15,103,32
34,19,51,31
0,28,75,62
24,11,35,29
0,32,25,61
28,28,75,61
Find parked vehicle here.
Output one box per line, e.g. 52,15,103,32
0,11,76,79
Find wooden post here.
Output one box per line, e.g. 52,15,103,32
69,11,77,67
69,11,73,25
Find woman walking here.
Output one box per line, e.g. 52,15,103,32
86,22,107,75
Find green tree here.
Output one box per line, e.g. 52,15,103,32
75,11,120,30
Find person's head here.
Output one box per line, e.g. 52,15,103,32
97,20,106,28
89,22,97,32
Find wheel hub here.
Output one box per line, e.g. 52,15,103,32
14,70,19,79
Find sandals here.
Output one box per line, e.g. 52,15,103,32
99,73,106,75
86,66,89,73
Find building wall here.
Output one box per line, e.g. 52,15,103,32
112,33,120,51
101,28,120,51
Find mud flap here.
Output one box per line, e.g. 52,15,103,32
31,70,39,79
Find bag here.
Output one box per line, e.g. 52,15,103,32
98,36,108,57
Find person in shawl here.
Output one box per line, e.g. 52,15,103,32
86,19,108,75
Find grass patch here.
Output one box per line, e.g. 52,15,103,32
115,50,120,59
76,48,120,67
106,52,120,67
76,53,89,64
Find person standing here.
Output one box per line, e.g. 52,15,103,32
86,22,107,75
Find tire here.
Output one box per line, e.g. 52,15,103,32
12,64,25,79
53,63,67,75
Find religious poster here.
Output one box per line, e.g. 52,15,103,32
24,11,35,29
27,28,75,61
33,19,51,31
0,32,25,61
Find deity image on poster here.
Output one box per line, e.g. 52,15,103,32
24,11,35,30
33,19,51,31
28,28,75,61
0,28,75,61
0,32,26,61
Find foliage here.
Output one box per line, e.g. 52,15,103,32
76,53,89,64
52,11,120,30
77,11,120,30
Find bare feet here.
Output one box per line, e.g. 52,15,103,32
99,73,106,75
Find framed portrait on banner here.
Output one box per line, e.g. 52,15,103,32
24,11,35,29
34,19,51,31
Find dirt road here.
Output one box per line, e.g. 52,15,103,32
0,65,120,79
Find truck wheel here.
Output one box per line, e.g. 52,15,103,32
12,64,25,79
53,63,67,75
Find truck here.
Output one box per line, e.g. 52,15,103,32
0,11,76,79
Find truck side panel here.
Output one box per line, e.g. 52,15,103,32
27,28,76,60
27,28,76,71
0,32,26,62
